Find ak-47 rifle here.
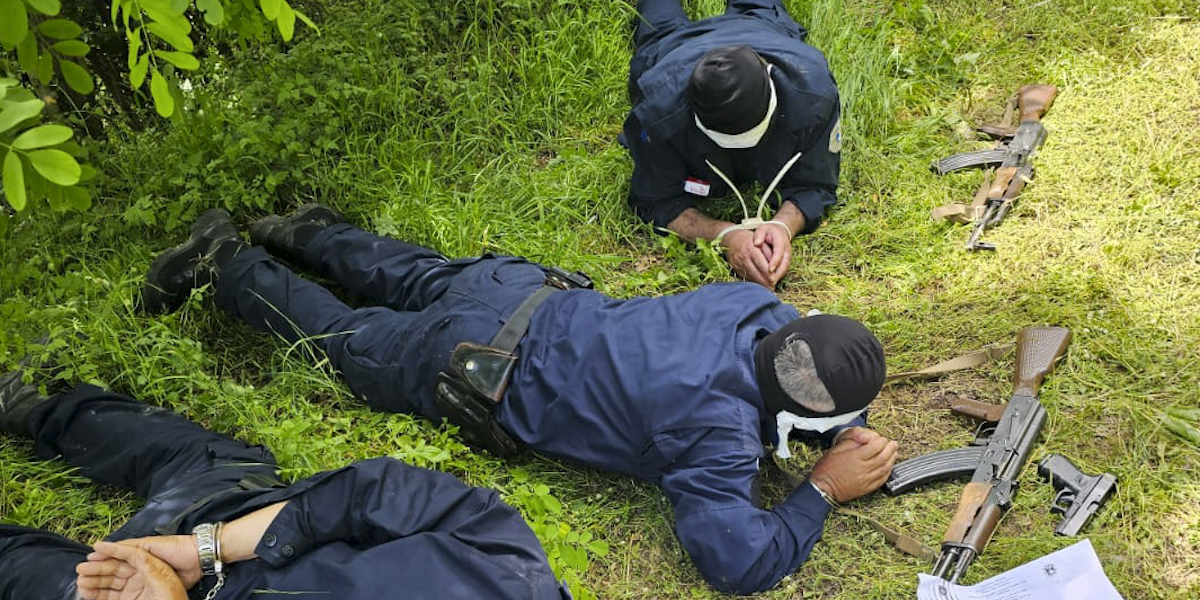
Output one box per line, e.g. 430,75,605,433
932,84,1059,251
884,326,1072,582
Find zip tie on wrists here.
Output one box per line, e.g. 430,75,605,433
714,222,757,244
763,219,793,238
713,219,794,245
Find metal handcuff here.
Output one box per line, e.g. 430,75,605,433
192,522,226,600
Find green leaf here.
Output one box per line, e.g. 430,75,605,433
0,0,29,51
277,2,296,41
294,8,319,34
1168,407,1200,421
1164,415,1200,447
167,0,188,12
587,540,610,557
27,149,80,185
140,0,191,33
16,32,38,74
153,50,200,70
146,21,194,52
36,51,54,84
36,18,81,39
3,151,27,211
110,0,120,25
64,185,91,210
260,0,281,20
59,60,94,94
150,69,174,117
12,124,73,149
0,98,44,134
45,180,64,210
127,27,142,69
196,0,225,25
130,54,149,89
52,40,89,57
23,0,60,16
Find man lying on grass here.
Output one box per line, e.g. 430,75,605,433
0,349,568,600
142,205,899,594
623,0,844,288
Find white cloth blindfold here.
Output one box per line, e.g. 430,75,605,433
695,65,777,149
773,407,867,459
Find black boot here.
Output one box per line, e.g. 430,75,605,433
142,209,247,314
249,204,345,263
0,368,50,435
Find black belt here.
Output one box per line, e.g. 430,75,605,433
434,267,592,455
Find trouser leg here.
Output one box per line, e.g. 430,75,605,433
300,224,474,311
725,0,805,37
215,247,444,416
26,384,283,539
0,526,86,600
634,0,689,48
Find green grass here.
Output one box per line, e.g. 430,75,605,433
3,0,1200,598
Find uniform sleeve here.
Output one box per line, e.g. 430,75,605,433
623,113,696,229
253,457,549,570
777,102,841,234
659,427,833,594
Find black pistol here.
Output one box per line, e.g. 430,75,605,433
1037,453,1117,536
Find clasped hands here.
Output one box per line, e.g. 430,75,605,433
809,427,900,503
75,535,198,600
721,220,793,288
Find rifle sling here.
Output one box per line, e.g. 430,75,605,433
768,459,936,563
885,342,1015,384
837,505,938,564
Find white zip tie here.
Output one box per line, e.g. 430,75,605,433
705,151,804,243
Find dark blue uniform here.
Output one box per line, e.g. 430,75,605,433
625,0,842,232
215,224,864,594
0,385,566,600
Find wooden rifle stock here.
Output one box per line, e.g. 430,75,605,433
1017,84,1058,123
1013,326,1072,397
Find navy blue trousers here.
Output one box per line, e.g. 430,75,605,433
634,0,799,48
0,385,283,600
214,224,549,422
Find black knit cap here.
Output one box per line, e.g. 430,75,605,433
754,315,887,418
688,45,771,135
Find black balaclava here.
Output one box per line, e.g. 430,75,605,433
754,314,886,419
687,45,771,135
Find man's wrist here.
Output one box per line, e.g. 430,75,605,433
774,201,806,238
807,478,840,508
192,522,224,576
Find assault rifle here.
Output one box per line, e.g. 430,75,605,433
884,326,1072,582
931,84,1059,251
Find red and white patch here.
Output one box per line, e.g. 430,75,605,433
684,177,711,196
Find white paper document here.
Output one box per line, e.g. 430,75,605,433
916,539,1125,600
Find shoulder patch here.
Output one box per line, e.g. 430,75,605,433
828,117,843,153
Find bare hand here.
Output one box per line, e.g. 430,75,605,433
809,428,899,503
753,222,792,285
723,229,776,288
114,535,202,590
76,541,190,600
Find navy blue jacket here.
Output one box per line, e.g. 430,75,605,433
237,458,567,600
498,283,862,594
624,10,841,232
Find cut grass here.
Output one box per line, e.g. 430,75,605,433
2,0,1199,598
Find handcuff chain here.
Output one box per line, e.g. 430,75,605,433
202,572,226,600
